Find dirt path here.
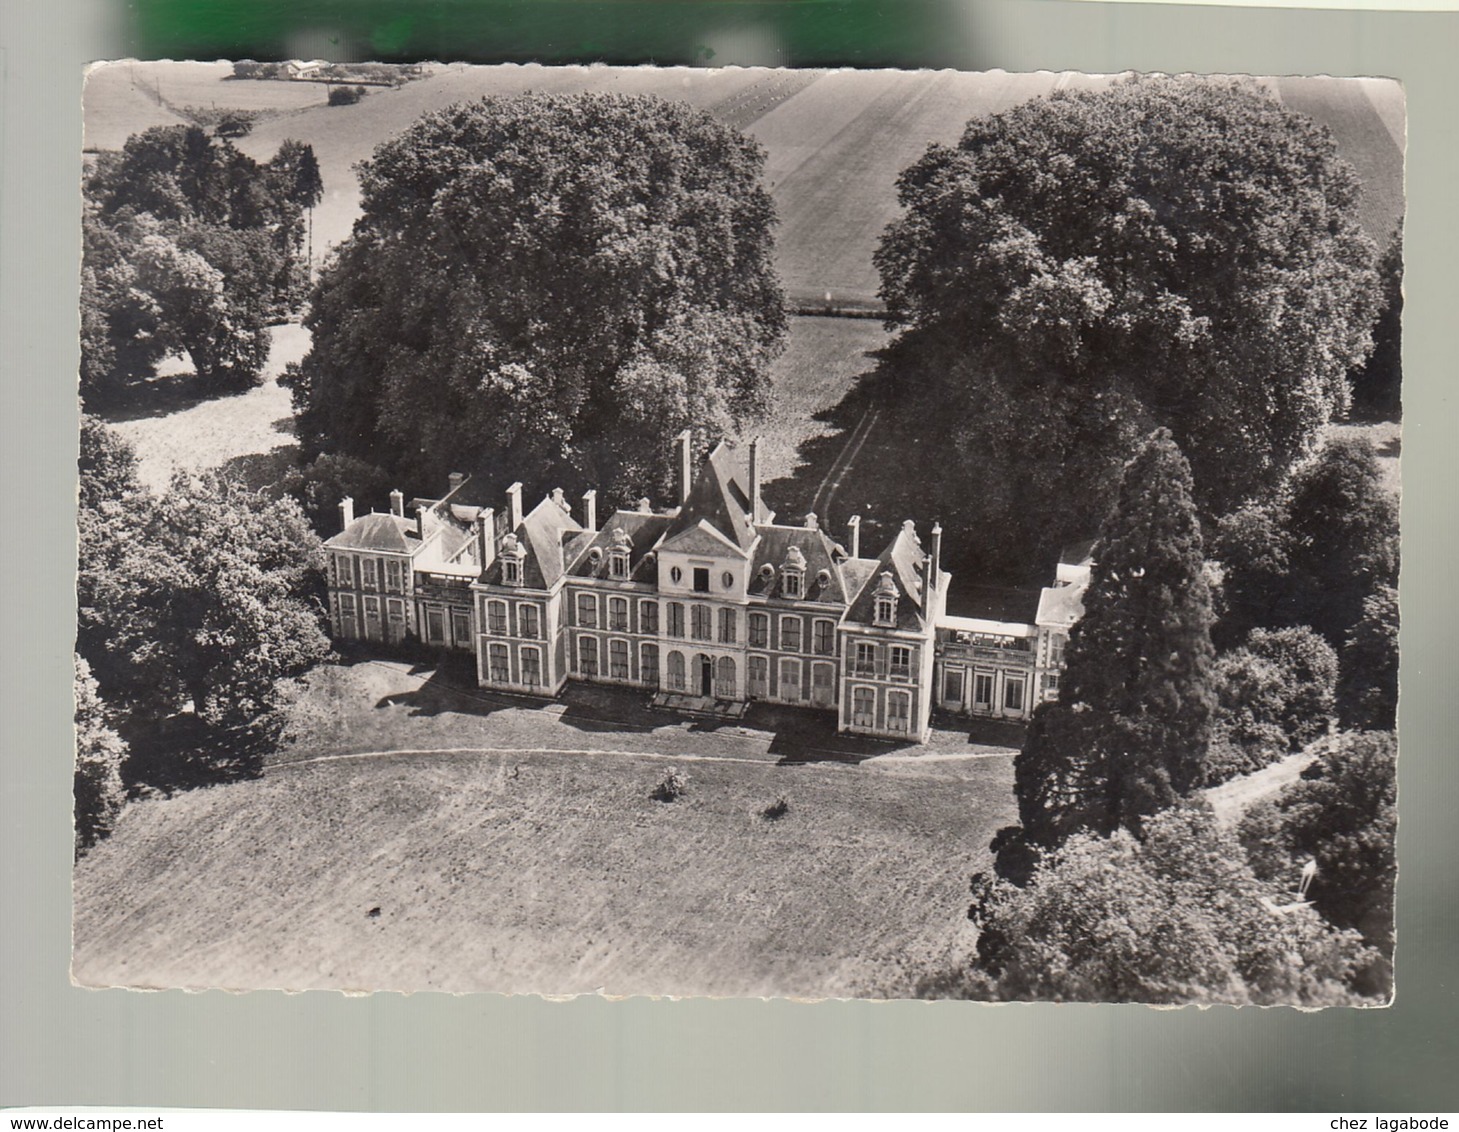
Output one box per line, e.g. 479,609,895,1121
1203,745,1323,827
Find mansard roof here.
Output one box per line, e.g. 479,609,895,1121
747,525,849,605
843,522,943,632
480,495,583,590
325,512,418,554
566,510,675,584
661,440,761,555
946,584,1042,626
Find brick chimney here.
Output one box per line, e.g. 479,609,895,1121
339,496,354,531
447,472,464,495
804,511,818,531
507,482,523,530
749,436,762,521
389,489,404,518
476,507,495,570
551,487,569,514
582,489,597,532
637,497,652,514
926,522,943,594
847,515,861,559
677,429,692,503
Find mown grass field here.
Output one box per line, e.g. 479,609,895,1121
73,658,1018,998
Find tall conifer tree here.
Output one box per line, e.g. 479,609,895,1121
1015,429,1217,847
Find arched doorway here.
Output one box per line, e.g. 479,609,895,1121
696,653,713,697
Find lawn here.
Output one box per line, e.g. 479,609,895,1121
73,659,1018,999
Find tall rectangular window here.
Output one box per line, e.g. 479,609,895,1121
426,607,444,643
718,607,737,644
609,597,628,632
691,604,712,641
609,639,629,679
693,567,710,593
577,593,598,628
361,558,378,589
889,645,912,680
385,559,402,592
854,641,877,676
887,691,911,733
666,651,686,691
1004,677,1025,712
489,643,510,683
814,620,835,655
488,600,508,635
641,644,659,689
639,601,658,635
749,613,768,648
517,604,538,639
780,659,801,701
943,667,964,704
974,672,994,707
781,617,802,653
667,602,685,638
451,609,471,645
578,636,598,677
852,686,875,728
521,647,541,688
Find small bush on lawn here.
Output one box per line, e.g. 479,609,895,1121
328,85,367,107
761,796,790,821
651,767,687,803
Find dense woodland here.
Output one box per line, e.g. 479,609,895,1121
76,77,1399,1004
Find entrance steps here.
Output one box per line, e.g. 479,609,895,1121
649,693,750,720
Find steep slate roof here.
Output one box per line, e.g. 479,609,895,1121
1037,581,1087,628
747,525,849,605
661,440,760,555
480,496,584,590
565,510,675,585
844,522,945,631
325,512,418,554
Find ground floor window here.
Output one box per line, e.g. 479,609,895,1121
715,656,736,699
610,639,630,680
748,655,768,697
666,650,686,691
973,672,994,708
811,662,835,706
1042,672,1059,699
451,609,471,646
943,667,963,704
489,643,510,684
780,658,801,701
426,606,445,644
852,686,875,729
641,644,659,689
1004,677,1025,712
521,646,541,688
579,635,598,677
887,690,911,733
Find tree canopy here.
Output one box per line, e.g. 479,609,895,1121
875,76,1381,576
961,807,1375,1005
289,92,786,509
81,126,320,401
77,423,330,730
1015,429,1217,848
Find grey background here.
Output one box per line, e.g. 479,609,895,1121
3,0,1456,1112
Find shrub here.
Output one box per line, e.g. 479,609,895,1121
328,85,367,107
761,796,789,821
651,767,687,803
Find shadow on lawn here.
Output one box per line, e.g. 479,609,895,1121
92,371,261,423
122,712,281,797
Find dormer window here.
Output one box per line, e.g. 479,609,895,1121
873,571,898,627
782,546,806,599
608,528,632,580
500,533,525,587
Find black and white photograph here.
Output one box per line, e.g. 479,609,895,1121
71,60,1402,1006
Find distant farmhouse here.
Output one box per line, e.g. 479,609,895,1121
325,435,1091,741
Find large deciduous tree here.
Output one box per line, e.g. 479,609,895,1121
77,422,329,729
289,92,786,507
1014,429,1217,848
74,655,128,857
876,76,1381,576
81,126,318,401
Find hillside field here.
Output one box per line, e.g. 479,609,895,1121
72,737,1014,999
84,63,1406,309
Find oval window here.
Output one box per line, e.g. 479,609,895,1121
722,571,734,589
670,566,683,584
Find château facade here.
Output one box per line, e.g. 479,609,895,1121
324,434,1090,742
